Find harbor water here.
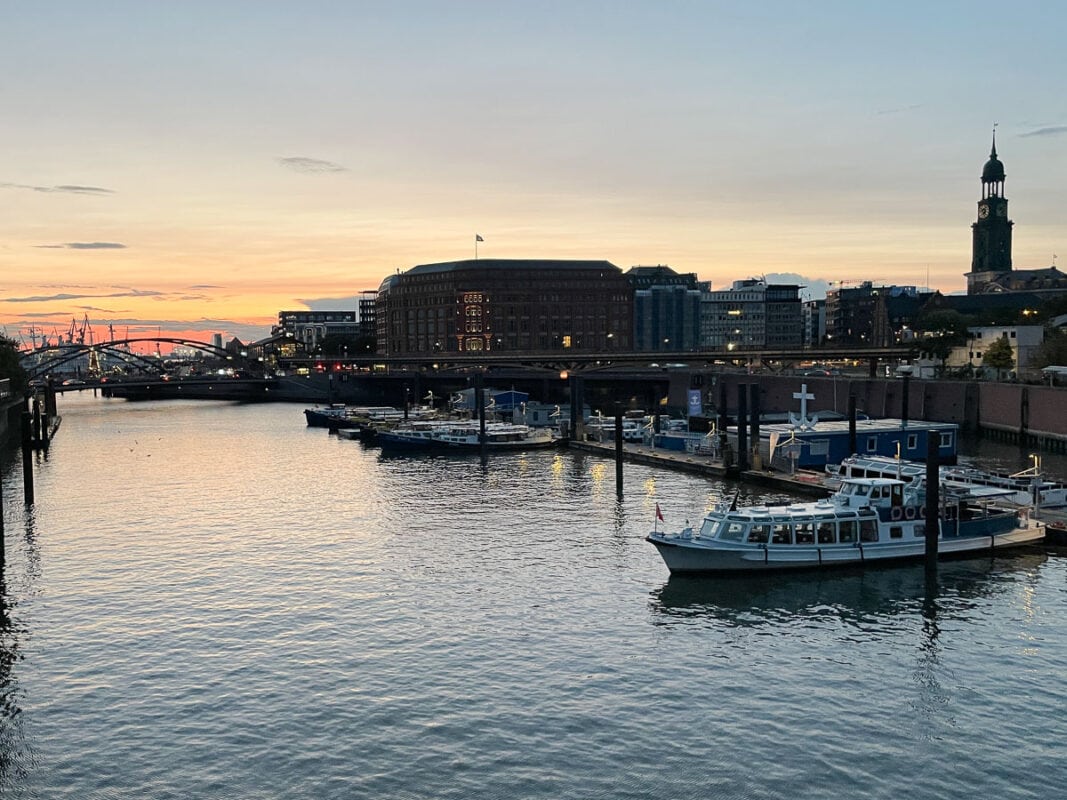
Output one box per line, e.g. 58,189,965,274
2,394,1066,799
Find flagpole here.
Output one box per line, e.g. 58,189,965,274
475,235,479,260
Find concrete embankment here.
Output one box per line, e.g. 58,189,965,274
566,438,834,497
706,374,1067,452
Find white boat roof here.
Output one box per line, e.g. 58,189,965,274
941,481,1018,499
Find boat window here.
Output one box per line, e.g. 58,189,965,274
795,521,814,544
747,524,769,544
892,484,903,505
914,523,925,538
907,433,918,451
771,523,792,545
854,484,870,497
859,519,879,542
718,521,747,542
866,436,877,452
699,518,720,538
889,526,903,539
839,520,857,543
816,520,835,544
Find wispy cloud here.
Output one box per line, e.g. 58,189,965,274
35,241,127,250
1,182,114,195
876,104,923,115
3,289,164,303
1020,126,1067,138
277,156,347,174
188,284,223,289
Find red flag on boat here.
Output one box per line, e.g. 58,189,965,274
655,503,664,522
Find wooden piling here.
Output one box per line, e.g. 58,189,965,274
736,384,749,472
614,402,624,499
749,383,760,469
21,411,34,505
925,433,940,574
848,394,857,456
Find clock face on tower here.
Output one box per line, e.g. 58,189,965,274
978,205,990,219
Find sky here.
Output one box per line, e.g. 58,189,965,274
2,0,1065,351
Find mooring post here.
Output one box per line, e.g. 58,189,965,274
475,373,486,454
925,432,940,575
848,393,857,455
614,402,624,499
45,379,58,418
718,379,729,459
737,384,749,472
901,374,910,429
32,396,43,447
21,411,34,505
749,383,761,470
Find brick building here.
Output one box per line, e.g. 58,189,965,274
376,259,633,355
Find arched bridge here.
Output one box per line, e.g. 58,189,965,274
20,337,237,379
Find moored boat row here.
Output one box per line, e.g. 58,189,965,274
826,453,1067,508
647,475,1044,574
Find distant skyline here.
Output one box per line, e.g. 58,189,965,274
3,1,1065,350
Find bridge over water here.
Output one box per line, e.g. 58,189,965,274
19,337,237,380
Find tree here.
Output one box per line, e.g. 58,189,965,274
0,336,29,394
913,309,970,369
1030,327,1067,369
982,336,1015,379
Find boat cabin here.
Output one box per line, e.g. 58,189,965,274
694,478,923,548
834,477,906,509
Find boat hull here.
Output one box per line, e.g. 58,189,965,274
377,432,558,452
647,523,1045,574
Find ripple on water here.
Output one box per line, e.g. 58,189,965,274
2,397,1066,799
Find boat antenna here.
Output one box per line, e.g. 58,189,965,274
729,490,740,511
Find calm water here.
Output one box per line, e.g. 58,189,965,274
1,395,1066,799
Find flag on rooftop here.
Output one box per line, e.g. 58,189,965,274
475,234,484,242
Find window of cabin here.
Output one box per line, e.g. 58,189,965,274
718,521,746,542
907,434,918,450
747,524,769,544
859,518,879,542
816,520,835,544
889,526,903,539
914,523,926,538
795,521,815,544
839,520,857,543
771,523,792,545
866,436,878,453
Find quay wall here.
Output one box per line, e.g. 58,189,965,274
707,374,1066,451
45,369,1067,452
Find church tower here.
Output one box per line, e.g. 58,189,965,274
967,129,1014,292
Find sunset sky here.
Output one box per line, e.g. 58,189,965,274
3,1,1065,350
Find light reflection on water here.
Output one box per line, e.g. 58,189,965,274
0,394,1065,800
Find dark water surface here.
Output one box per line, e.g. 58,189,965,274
2,395,1065,799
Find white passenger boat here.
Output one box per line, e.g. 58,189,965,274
827,454,1067,508
646,476,1044,574
377,421,558,452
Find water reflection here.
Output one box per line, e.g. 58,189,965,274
0,584,29,791
649,551,1048,629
